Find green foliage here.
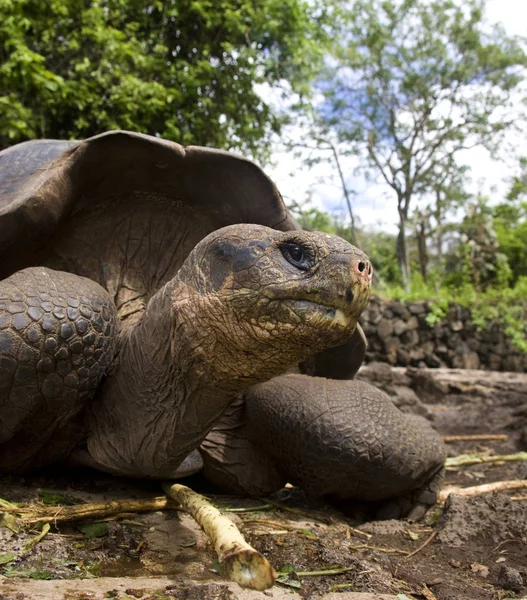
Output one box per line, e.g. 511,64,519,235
493,163,527,283
292,204,339,234
0,0,328,158
444,196,513,290
317,0,527,286
77,521,109,538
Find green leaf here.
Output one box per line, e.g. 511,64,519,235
39,490,81,506
276,573,302,589
23,523,51,554
0,553,15,565
0,498,21,508
77,522,109,538
3,568,54,580
0,514,20,533
296,528,318,539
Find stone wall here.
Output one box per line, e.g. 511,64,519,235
359,295,527,372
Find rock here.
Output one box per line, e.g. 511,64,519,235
424,353,444,368
384,339,399,364
452,351,480,370
435,344,448,356
396,348,410,366
408,369,449,401
450,320,464,332
497,565,524,592
389,302,410,319
361,295,526,372
376,319,393,339
401,329,419,347
408,301,426,315
470,563,489,578
409,347,425,363
393,319,407,336
437,493,527,548
406,315,419,330
390,386,430,417
488,353,502,370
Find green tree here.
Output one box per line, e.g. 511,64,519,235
318,0,527,287
0,0,327,158
493,159,527,283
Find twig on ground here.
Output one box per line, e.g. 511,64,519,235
405,531,437,559
241,519,295,530
222,504,273,513
328,583,356,591
439,480,527,504
349,544,409,555
442,434,507,443
421,584,439,600
260,498,332,523
445,452,527,468
348,526,372,539
0,497,179,524
164,482,276,591
295,566,355,577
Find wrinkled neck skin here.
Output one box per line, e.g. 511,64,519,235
86,265,355,479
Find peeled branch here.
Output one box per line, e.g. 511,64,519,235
438,479,527,504
163,482,276,591
445,451,527,468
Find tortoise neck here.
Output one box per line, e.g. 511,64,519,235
85,277,258,479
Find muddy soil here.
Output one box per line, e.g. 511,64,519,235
1,365,526,600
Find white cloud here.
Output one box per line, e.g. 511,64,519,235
263,0,527,234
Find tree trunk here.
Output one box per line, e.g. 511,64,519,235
416,217,428,283
328,141,356,243
396,209,410,290
435,190,444,264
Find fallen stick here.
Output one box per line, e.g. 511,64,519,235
0,496,178,524
405,530,437,559
445,452,527,468
349,544,409,555
164,482,276,591
442,434,507,443
241,519,295,530
260,497,332,523
438,480,527,504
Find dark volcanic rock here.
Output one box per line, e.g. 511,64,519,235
437,493,527,548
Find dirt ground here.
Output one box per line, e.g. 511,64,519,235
1,365,526,600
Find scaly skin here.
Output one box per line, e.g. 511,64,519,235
201,374,446,518
0,268,116,471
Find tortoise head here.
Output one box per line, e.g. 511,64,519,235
172,224,372,385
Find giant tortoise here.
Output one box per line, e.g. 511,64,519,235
0,131,445,518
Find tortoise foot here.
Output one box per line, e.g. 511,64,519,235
375,466,445,521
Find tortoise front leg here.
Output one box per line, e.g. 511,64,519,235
201,374,446,519
243,374,446,518
0,267,117,472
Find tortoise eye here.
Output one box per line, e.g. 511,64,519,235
281,242,312,271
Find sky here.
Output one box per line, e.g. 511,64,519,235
264,0,527,234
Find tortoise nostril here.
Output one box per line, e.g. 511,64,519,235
346,288,354,303
368,265,372,275
358,262,365,273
